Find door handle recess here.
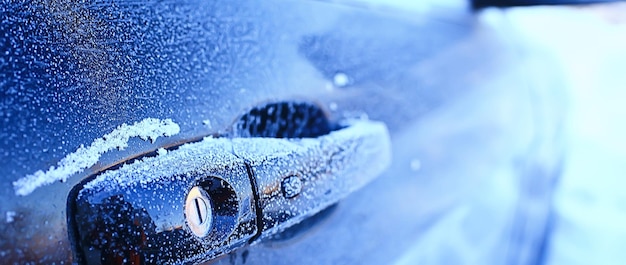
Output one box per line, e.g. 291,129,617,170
68,118,391,265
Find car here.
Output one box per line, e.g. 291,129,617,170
1,0,571,264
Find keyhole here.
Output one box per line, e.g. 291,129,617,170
185,186,212,237
194,197,206,224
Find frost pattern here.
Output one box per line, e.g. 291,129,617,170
81,120,389,198
13,118,180,196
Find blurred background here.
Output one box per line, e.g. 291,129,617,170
391,1,626,264
499,3,626,265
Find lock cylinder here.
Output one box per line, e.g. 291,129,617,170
185,187,213,238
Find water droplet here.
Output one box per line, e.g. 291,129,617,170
333,72,349,87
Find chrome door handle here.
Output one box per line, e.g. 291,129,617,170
232,120,391,239
69,118,390,264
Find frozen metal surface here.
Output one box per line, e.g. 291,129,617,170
69,120,390,264
1,0,565,264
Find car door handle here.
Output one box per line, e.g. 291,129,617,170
68,117,391,264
